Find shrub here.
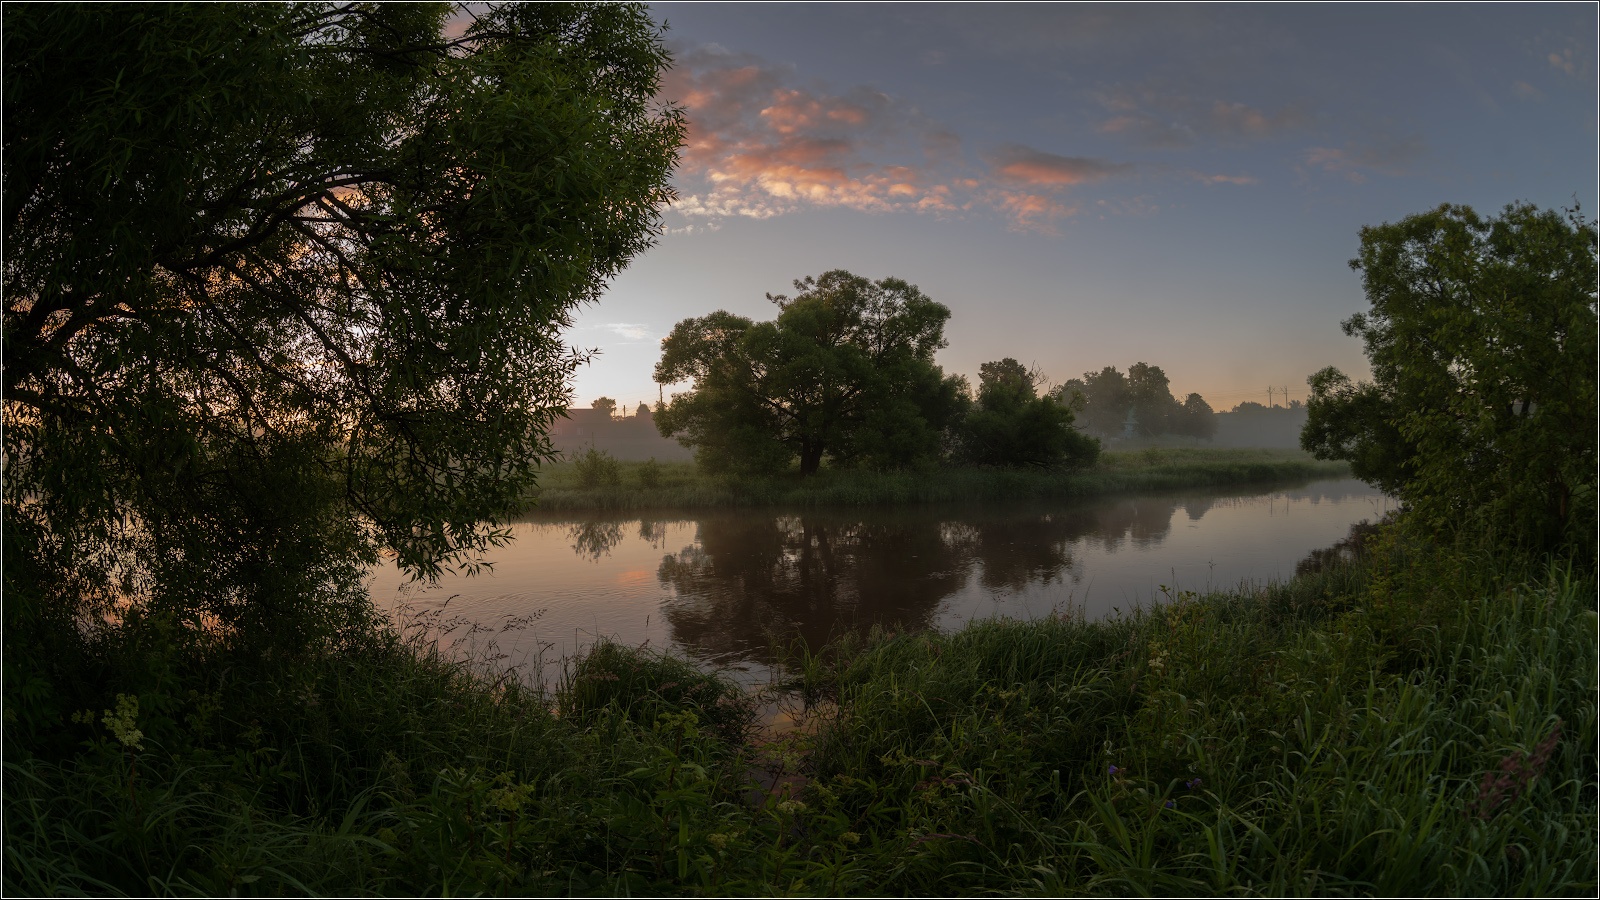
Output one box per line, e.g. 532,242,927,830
637,457,662,489
573,447,621,489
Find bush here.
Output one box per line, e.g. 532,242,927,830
637,457,662,489
559,641,754,745
573,447,621,489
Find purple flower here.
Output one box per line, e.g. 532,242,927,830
1107,765,1119,776
1164,800,1175,809
1186,778,1202,790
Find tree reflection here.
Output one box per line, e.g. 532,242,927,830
655,498,1187,666
568,520,625,562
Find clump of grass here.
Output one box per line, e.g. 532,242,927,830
560,641,756,746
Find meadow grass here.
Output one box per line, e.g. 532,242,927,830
5,523,1593,895
530,448,1351,511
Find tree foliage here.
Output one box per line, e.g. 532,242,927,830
1127,362,1179,437
653,271,963,476
959,359,1099,469
1058,367,1130,437
1173,392,1218,439
1056,362,1208,441
3,2,684,666
1302,202,1597,556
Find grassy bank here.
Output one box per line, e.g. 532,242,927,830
530,447,1350,511
7,525,1593,895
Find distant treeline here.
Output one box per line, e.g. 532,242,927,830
1051,363,1216,441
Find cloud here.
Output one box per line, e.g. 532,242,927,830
1301,136,1427,183
1093,87,1308,148
1192,172,1258,185
659,45,1134,234
984,144,1132,186
1548,48,1577,75
1512,80,1545,101
603,323,652,341
991,191,1078,234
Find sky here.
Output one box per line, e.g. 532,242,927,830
564,2,1596,413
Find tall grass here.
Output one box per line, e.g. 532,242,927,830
531,448,1350,511
6,523,1593,895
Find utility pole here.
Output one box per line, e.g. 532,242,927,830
1266,385,1274,408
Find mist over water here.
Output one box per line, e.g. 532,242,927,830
376,477,1393,684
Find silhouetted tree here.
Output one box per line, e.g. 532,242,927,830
959,358,1099,469
1127,362,1180,437
1067,366,1133,436
3,2,684,719
1173,393,1217,439
654,271,963,475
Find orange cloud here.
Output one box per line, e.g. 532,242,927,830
660,46,1136,233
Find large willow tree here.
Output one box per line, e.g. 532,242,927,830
3,3,683,677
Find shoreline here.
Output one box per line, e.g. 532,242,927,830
527,447,1350,512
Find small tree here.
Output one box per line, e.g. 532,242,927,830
591,397,618,418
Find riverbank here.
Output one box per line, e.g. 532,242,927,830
529,447,1350,511
8,523,1593,895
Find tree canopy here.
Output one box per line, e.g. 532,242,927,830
1055,362,1211,441
958,359,1099,469
1302,202,1596,556
653,271,963,475
3,3,684,658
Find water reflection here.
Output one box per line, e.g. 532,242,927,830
647,493,1221,667
377,477,1394,682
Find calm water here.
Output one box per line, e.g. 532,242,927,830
375,476,1392,684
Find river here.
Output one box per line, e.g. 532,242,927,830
374,476,1392,686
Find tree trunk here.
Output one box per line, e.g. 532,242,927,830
799,442,824,476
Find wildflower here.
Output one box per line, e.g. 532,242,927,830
776,799,806,815
841,831,861,844
102,694,143,751
1107,765,1120,776
1186,777,1202,790
1164,800,1175,809
706,833,731,850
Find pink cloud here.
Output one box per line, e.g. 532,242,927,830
660,46,1136,233
986,144,1132,186
1194,172,1257,185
